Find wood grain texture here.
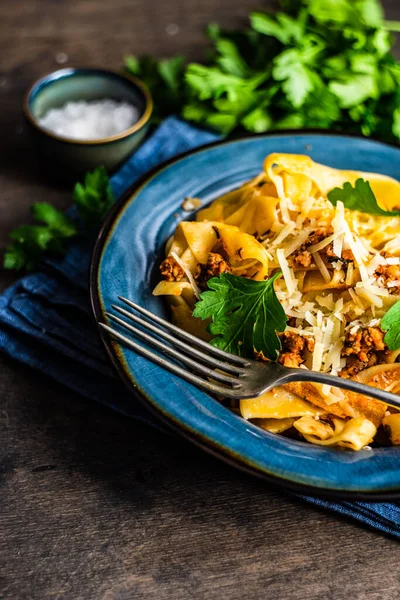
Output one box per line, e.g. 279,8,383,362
1,1,400,599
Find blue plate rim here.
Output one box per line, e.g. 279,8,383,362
90,129,400,501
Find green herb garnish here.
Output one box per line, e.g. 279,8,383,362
3,205,78,273
328,178,400,217
125,0,400,140
125,55,186,124
193,272,287,360
381,301,400,350
3,167,114,273
73,166,114,227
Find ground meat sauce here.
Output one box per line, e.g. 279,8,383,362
290,227,354,269
375,263,400,293
195,253,232,290
160,256,185,282
340,326,389,377
342,249,355,262
278,331,315,368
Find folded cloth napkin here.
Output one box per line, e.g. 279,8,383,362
1,116,400,538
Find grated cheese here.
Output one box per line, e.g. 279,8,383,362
276,248,296,296
345,262,354,286
272,222,295,247
308,229,344,254
348,288,363,307
366,254,386,275
332,201,345,258
312,251,331,283
170,251,201,299
316,294,335,310
322,384,332,397
278,194,291,223
301,195,316,216
355,286,383,308
324,340,345,375
305,311,317,326
286,326,315,337
284,230,309,257
358,262,370,283
312,342,324,371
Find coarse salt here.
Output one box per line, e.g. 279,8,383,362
38,99,139,141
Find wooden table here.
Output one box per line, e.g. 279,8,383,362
2,1,400,598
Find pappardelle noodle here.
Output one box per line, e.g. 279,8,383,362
153,153,400,451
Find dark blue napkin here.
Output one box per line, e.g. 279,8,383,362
1,116,399,538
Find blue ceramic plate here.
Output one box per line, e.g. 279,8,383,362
90,132,400,500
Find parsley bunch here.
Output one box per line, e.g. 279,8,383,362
3,167,114,273
126,0,400,139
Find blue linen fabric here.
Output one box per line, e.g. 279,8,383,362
1,116,400,538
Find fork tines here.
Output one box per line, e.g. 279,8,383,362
98,297,250,398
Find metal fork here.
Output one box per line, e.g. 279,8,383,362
99,297,400,410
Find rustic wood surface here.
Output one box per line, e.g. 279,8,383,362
2,1,400,599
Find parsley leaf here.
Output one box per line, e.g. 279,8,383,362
32,203,77,236
241,107,272,132
250,11,305,45
4,167,114,273
357,0,384,28
393,106,400,138
3,206,77,272
273,48,319,108
73,166,114,227
193,272,287,360
307,0,354,24
381,301,400,351
124,55,186,123
329,74,379,109
214,38,250,77
328,178,400,217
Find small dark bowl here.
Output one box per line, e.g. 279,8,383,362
24,67,153,180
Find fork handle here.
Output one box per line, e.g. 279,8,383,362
281,369,400,411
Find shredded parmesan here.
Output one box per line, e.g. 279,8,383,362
272,222,295,246
332,201,345,258
358,262,370,283
284,230,309,257
312,342,324,372
316,294,335,310
345,262,354,286
348,288,363,307
276,248,296,296
170,251,201,299
355,286,383,308
308,229,344,254
312,251,331,283
278,195,291,223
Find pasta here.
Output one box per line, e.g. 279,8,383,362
153,153,400,450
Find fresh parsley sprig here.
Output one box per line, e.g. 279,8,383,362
328,178,400,216
193,272,287,360
381,301,400,350
73,166,114,227
3,166,114,273
3,205,77,272
125,0,400,140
